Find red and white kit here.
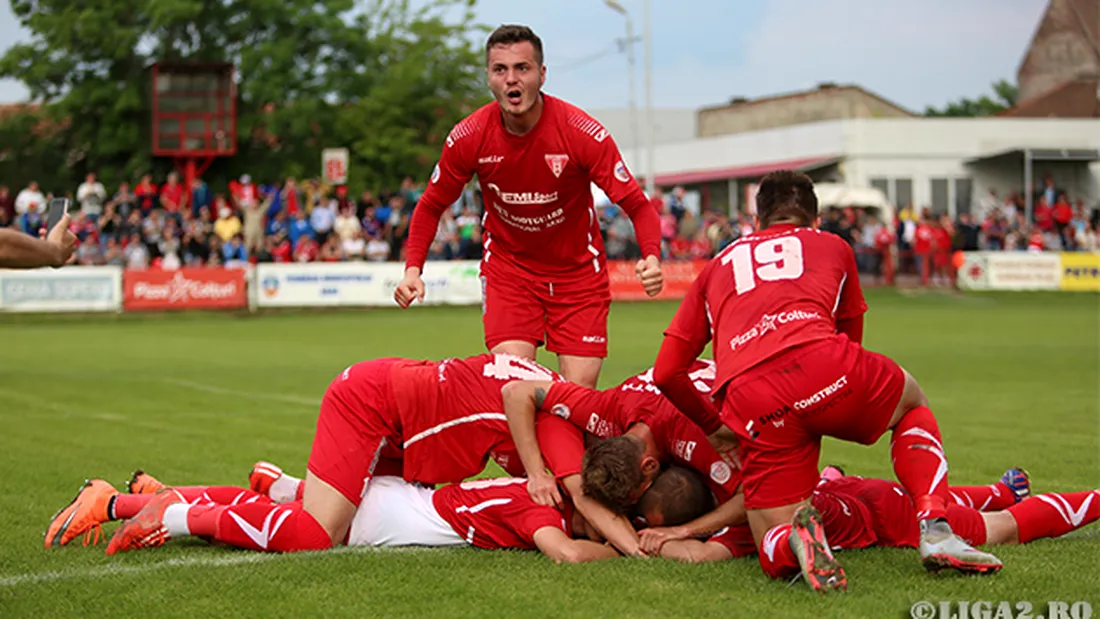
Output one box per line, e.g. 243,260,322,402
405,95,662,357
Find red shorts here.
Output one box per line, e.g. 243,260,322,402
306,359,403,505
721,335,906,509
481,258,610,358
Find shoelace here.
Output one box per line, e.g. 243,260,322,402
81,523,105,547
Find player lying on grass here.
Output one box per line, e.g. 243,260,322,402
44,352,639,557
502,362,748,552
44,465,710,562
639,466,1100,567
501,361,1028,557
652,170,1003,591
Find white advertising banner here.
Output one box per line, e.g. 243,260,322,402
957,252,1061,291
0,266,123,312
255,261,482,308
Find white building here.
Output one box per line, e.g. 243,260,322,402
620,118,1100,219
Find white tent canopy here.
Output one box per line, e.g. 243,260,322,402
813,183,895,225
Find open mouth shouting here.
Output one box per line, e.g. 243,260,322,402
505,88,523,107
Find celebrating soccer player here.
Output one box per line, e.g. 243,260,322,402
393,24,664,389
652,170,1002,592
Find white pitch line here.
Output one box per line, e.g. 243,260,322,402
158,378,318,407
0,546,440,588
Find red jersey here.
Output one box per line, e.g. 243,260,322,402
391,353,564,485
931,227,952,253
913,224,933,254
542,379,741,501
405,94,661,277
159,182,184,212
665,225,867,398
432,477,568,550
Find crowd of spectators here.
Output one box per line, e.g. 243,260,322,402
0,173,484,269
0,171,1095,278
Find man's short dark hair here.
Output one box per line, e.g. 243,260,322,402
485,24,544,66
634,466,715,527
582,436,645,515
755,170,818,228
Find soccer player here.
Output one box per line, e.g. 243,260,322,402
46,353,635,556
652,170,1000,592
393,24,664,389
46,467,709,562
645,467,1100,567
501,362,746,553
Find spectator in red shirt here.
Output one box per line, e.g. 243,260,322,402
294,235,319,262
159,172,185,217
135,175,158,213
1052,196,1073,237
913,212,935,286
1027,228,1045,252
1033,196,1053,232
271,231,292,262
932,215,954,286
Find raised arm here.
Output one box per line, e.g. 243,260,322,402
0,215,75,269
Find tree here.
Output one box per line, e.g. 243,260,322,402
924,79,1019,118
0,0,487,193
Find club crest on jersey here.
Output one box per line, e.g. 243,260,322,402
710,461,732,485
545,154,569,178
614,160,631,183
430,163,441,184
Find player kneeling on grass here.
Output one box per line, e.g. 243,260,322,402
44,353,638,557
652,170,1004,592
43,465,710,562
637,466,1100,567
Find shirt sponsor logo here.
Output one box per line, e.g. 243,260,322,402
486,182,558,206
728,310,822,351
585,413,616,438
614,160,631,183
673,440,696,462
545,154,569,178
479,155,504,164
793,375,849,411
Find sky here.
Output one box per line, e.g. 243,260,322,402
0,0,1049,113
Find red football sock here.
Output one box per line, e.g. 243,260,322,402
1007,491,1100,544
890,406,951,520
213,502,333,552
112,486,272,521
948,483,1015,511
757,524,799,580
111,494,153,520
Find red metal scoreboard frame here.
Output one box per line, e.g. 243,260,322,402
150,62,238,209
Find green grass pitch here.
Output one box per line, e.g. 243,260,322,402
0,290,1097,618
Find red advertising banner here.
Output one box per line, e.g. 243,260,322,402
607,260,707,301
123,268,247,311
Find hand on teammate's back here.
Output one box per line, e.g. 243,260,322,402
707,425,741,468
394,268,426,308
635,254,664,297
527,472,563,509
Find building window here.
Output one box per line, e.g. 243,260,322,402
871,178,890,201
954,178,973,216
895,178,913,209
930,178,949,214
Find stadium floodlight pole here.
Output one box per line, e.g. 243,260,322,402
604,0,641,182
642,0,655,196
